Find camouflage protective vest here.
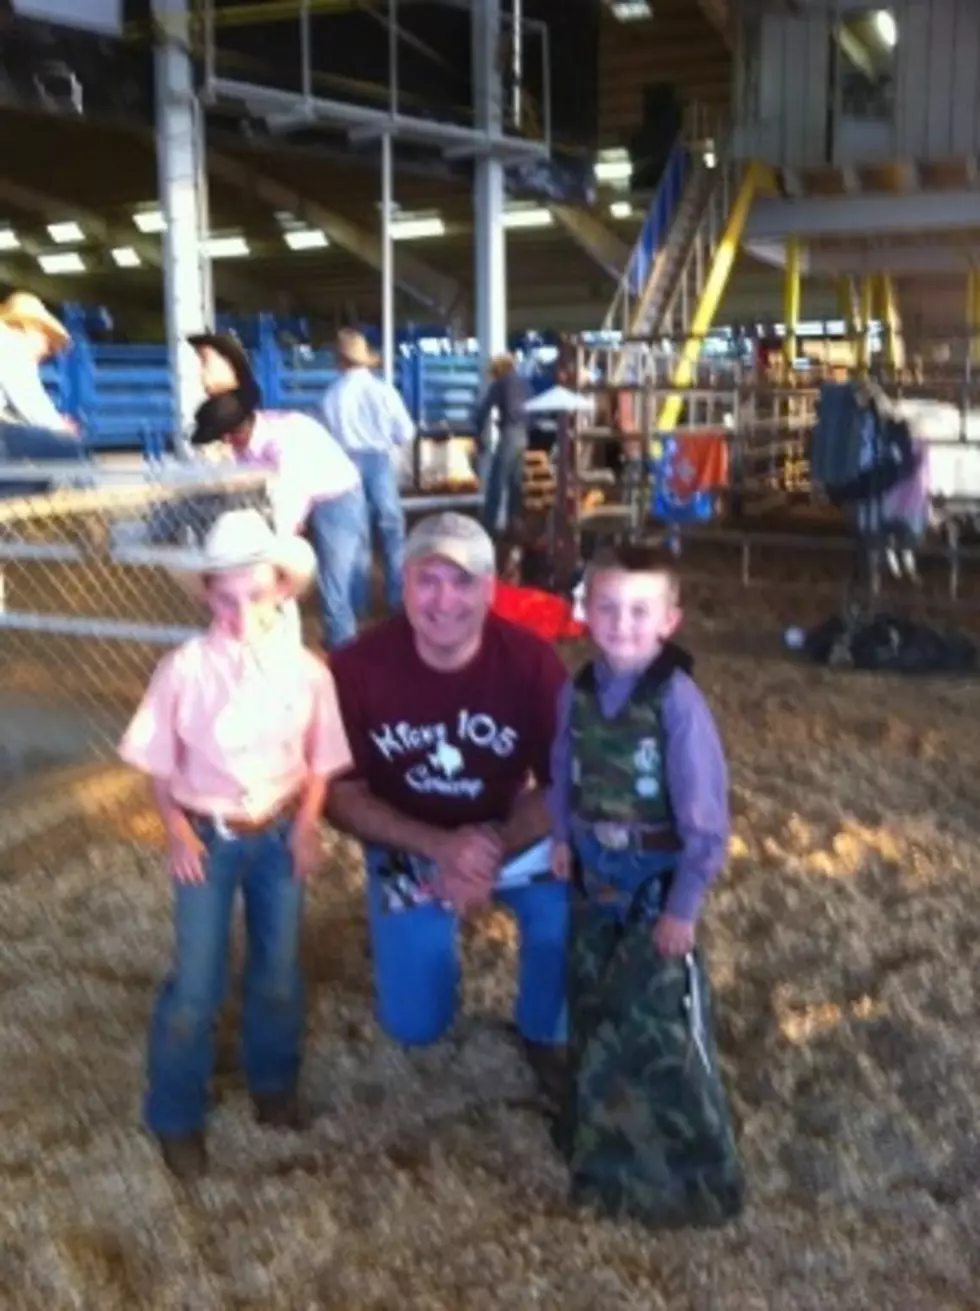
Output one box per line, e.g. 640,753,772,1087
570,661,673,825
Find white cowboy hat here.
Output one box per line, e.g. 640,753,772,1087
168,508,316,601
0,291,70,351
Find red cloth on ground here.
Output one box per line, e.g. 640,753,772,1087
491,581,586,643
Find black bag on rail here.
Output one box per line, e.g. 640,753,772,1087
561,886,745,1230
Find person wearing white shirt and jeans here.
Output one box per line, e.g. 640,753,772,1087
322,329,415,615
191,389,368,650
0,292,82,496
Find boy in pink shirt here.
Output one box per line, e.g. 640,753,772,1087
119,509,353,1181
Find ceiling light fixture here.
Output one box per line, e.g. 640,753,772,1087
390,216,445,241
47,220,84,244
134,209,166,234
504,208,553,230
284,229,329,251
204,235,250,259
38,252,86,274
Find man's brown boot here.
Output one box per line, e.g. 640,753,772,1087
252,1088,305,1130
157,1132,208,1182
523,1040,570,1109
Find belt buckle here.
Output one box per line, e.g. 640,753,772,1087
213,815,235,840
593,822,631,851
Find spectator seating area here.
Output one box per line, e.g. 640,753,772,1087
39,310,509,453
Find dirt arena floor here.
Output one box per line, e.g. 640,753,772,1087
2,581,980,1310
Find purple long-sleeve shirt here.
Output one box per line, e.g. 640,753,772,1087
548,659,730,924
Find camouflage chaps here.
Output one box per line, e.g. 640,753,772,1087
561,897,746,1229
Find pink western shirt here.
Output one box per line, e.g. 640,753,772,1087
237,410,361,533
119,625,353,820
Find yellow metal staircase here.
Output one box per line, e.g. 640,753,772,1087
597,120,770,429
654,157,769,430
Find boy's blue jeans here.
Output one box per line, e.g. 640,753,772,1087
572,830,676,920
307,485,370,650
145,815,305,1137
364,844,569,1048
350,450,406,614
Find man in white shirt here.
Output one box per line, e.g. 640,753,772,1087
191,389,368,649
322,329,415,615
0,293,82,495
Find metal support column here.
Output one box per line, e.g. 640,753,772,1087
783,237,801,368
857,274,874,371
381,133,395,386
878,273,905,373
968,269,980,368
836,275,858,333
472,0,508,368
153,0,214,437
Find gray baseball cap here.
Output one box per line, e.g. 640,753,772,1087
403,511,496,576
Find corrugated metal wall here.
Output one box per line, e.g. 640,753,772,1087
736,0,980,168
597,1,731,148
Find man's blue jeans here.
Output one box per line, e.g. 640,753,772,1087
350,450,406,613
0,421,86,497
144,816,305,1137
363,845,569,1048
307,485,370,650
481,424,527,535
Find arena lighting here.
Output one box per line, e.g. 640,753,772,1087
284,229,329,251
595,153,632,184
609,201,633,219
0,228,19,250
133,209,166,234
37,251,85,274
875,9,897,46
390,216,445,241
503,208,553,229
47,220,84,243
610,0,652,20
111,246,141,268
204,235,250,259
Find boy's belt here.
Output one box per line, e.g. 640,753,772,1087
589,822,680,853
184,791,301,838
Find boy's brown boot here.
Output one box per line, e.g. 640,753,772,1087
157,1132,208,1182
252,1088,305,1130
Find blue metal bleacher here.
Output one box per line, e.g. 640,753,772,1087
36,310,544,455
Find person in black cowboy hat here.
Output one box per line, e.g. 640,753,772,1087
189,385,368,650
187,331,262,407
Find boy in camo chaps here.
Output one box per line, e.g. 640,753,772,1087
549,543,743,1228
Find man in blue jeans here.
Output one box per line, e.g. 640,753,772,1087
328,512,569,1100
322,329,415,616
473,353,530,537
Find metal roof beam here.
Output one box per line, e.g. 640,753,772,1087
745,190,980,239
548,205,630,282
0,258,65,301
696,0,735,48
208,150,462,318
745,238,980,276
0,176,269,309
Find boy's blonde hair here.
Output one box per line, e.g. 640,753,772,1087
584,542,680,602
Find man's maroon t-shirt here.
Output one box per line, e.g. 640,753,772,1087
330,612,567,829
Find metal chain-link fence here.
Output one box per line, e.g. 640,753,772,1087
0,464,273,841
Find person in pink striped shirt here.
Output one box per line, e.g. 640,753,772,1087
191,388,369,649
119,509,353,1182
